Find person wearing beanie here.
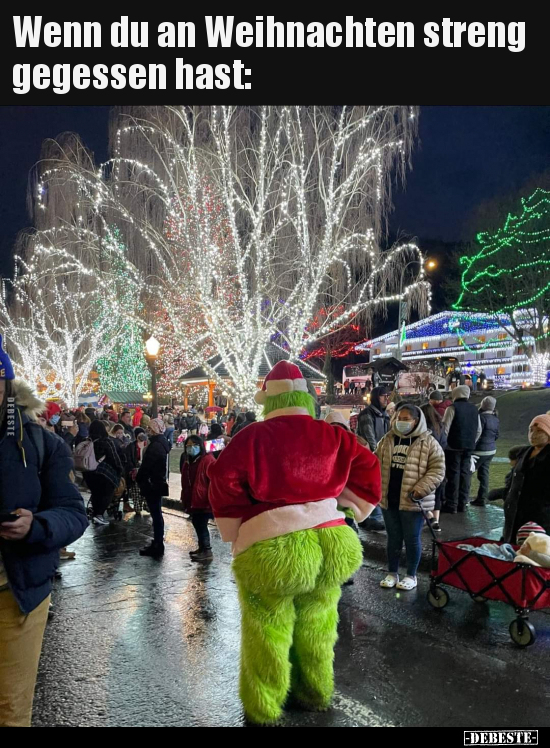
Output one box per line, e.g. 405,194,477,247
136,416,171,557
428,389,452,419
376,403,445,590
516,521,546,546
471,397,500,507
356,385,391,531
208,360,381,725
441,383,482,513
0,334,87,727
503,414,550,543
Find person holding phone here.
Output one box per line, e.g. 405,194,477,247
180,435,216,561
0,336,88,727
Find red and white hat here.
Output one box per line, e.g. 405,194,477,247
254,361,308,405
516,522,546,545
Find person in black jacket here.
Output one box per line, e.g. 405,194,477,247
0,354,87,727
231,410,257,436
357,386,390,531
442,385,482,513
420,403,447,532
471,396,500,507
503,415,550,543
137,417,171,558
85,420,124,526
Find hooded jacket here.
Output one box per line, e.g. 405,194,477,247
137,433,171,496
357,388,390,450
376,409,446,512
0,379,88,613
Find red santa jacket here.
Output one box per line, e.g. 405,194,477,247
208,412,381,555
181,453,215,513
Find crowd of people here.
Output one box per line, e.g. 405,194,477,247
3,328,550,726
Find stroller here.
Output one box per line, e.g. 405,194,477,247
417,499,550,647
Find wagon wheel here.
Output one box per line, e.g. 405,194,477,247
509,618,536,647
427,586,449,609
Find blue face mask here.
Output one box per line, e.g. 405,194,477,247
186,445,201,457
395,420,414,435
50,414,61,426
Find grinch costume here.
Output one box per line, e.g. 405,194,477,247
208,362,381,724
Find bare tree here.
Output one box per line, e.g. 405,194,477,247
33,106,430,407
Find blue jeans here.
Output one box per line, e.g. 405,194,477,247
165,427,175,446
370,504,383,522
382,509,424,577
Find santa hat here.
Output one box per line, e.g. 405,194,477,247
516,522,546,545
0,334,15,380
254,361,309,405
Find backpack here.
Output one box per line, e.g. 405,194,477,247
199,422,208,437
74,438,99,472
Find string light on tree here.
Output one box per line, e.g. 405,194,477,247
454,188,550,383
30,106,430,409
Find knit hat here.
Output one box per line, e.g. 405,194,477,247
44,401,61,423
452,385,471,401
254,360,308,404
480,396,497,411
429,390,443,401
140,414,151,429
0,334,15,380
516,522,546,545
325,411,349,429
530,414,550,438
148,416,166,435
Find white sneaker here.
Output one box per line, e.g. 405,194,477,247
92,515,109,526
396,576,417,591
380,574,399,588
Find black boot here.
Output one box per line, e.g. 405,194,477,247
190,548,213,561
140,543,165,558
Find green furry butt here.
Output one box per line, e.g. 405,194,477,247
262,390,316,418
233,526,363,724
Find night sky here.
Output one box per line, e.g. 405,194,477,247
1,105,550,281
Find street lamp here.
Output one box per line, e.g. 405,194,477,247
145,336,160,418
396,259,437,361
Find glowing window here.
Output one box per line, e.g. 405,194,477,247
422,342,429,350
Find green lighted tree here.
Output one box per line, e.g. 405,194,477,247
94,230,150,393
453,187,550,381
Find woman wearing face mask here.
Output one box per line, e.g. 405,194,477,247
180,435,216,561
376,404,445,591
137,418,171,558
502,415,550,544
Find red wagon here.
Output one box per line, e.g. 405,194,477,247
427,534,550,647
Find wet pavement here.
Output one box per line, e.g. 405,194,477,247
34,499,550,727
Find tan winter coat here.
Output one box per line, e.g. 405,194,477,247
376,411,445,512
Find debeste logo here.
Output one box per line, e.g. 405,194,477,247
464,732,538,746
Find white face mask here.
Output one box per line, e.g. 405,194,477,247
395,420,414,435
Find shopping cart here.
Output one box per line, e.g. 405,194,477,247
416,498,550,647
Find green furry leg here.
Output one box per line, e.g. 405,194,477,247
290,526,363,710
233,525,363,723
237,585,295,725
290,585,342,710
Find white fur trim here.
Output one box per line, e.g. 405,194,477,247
232,499,344,556
264,406,311,420
12,379,45,420
337,486,378,523
254,389,267,404
215,516,243,543
264,378,308,397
